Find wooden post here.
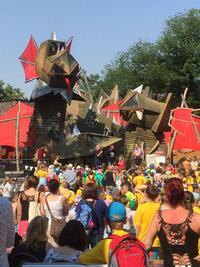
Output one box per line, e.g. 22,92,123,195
16,101,21,172
168,88,188,163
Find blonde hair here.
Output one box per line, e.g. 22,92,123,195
24,216,48,249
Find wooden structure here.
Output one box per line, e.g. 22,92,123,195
27,94,67,156
119,86,172,164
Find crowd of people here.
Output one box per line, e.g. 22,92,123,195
1,144,200,267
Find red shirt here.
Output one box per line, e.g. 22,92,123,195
118,160,125,171
36,148,45,160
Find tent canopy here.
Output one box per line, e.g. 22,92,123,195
0,102,33,148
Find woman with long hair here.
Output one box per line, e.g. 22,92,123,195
40,179,68,245
76,183,107,248
145,178,200,266
17,176,43,237
9,216,48,265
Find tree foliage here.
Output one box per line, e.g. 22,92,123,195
90,9,200,107
0,80,25,101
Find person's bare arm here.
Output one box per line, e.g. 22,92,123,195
17,193,22,224
39,192,44,203
40,196,46,216
135,224,141,238
143,213,159,250
61,197,68,216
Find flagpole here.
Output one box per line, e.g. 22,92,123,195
16,101,21,172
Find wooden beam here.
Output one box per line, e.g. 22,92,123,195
0,115,31,123
168,88,188,162
15,101,21,172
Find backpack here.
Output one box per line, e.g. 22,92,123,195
108,234,149,267
76,200,97,233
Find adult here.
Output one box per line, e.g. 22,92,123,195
17,176,42,237
133,143,143,166
0,176,12,199
44,220,86,262
118,155,125,172
191,157,199,171
62,164,77,191
79,202,128,264
0,197,15,267
76,183,107,248
134,185,160,258
183,157,191,172
145,178,200,266
9,216,48,266
35,162,48,187
60,182,75,209
133,168,146,188
106,145,116,165
102,165,117,197
53,156,62,168
94,145,103,168
35,145,46,162
40,179,68,245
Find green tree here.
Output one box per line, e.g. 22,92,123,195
96,9,200,107
158,9,200,107
0,80,25,101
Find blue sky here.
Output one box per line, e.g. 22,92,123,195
0,0,199,97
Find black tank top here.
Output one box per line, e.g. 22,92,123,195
158,210,200,267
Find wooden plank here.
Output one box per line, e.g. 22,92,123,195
15,101,21,172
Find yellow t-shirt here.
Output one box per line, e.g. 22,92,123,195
134,201,160,247
135,192,144,206
194,205,200,254
186,176,194,192
79,229,128,264
193,206,200,214
76,188,83,198
35,169,47,178
64,190,75,206
133,175,146,187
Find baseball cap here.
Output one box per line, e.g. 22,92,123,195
106,202,126,222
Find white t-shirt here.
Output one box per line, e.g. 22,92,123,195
0,183,12,197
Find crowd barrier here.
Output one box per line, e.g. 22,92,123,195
22,261,163,267
22,264,107,267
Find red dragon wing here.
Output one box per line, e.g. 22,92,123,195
19,36,38,82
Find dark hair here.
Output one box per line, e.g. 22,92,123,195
27,176,39,189
165,178,185,207
47,179,60,194
38,184,46,193
58,220,86,251
146,185,159,201
184,191,194,211
120,195,128,206
83,183,98,200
